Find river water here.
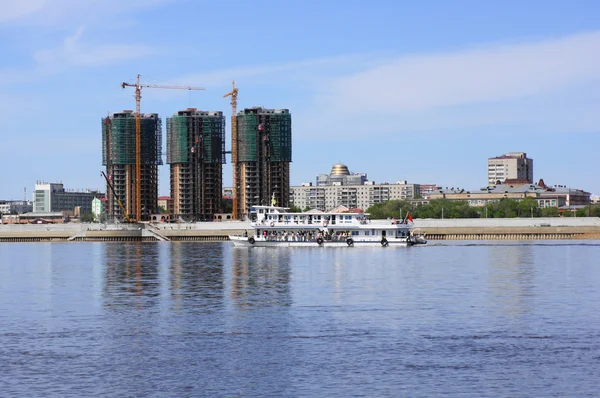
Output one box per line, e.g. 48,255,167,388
1,241,599,397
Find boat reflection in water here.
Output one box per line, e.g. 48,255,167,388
230,247,292,309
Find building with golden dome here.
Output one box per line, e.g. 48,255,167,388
317,163,367,186
290,164,421,211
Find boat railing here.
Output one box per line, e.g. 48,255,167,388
252,218,367,227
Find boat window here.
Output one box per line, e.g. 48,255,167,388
351,231,359,236
365,231,370,236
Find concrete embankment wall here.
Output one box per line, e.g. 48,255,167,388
0,222,251,242
412,218,600,240
1,218,599,242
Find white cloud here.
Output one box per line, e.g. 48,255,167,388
294,31,600,139
172,54,376,89
162,31,600,141
33,26,155,69
0,0,46,22
0,0,176,26
323,32,600,113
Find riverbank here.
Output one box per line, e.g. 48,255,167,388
2,218,600,242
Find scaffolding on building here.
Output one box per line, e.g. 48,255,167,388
235,107,292,216
166,109,225,221
101,111,162,221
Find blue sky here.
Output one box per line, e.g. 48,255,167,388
1,0,600,200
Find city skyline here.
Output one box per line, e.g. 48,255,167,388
1,0,600,200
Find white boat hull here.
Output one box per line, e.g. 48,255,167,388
232,205,426,248
229,236,419,248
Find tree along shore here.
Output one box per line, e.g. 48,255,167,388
365,198,600,219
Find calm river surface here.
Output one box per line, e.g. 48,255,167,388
1,241,599,397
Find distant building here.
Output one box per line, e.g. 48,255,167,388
91,197,104,221
427,179,590,208
316,163,367,186
290,163,420,211
157,196,171,211
0,200,33,214
2,212,65,224
488,152,533,185
33,182,103,213
419,184,442,196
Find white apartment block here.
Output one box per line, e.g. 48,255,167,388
487,152,533,185
290,163,421,211
290,182,420,211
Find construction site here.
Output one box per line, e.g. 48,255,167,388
233,107,292,218
102,111,163,221
99,77,292,223
166,108,226,221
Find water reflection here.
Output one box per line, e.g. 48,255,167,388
230,248,292,308
169,242,224,312
103,243,161,310
486,244,536,316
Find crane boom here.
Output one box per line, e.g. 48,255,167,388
120,74,204,221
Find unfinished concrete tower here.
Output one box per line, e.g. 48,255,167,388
166,109,225,221
235,107,292,218
102,111,162,221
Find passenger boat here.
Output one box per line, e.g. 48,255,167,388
229,205,426,248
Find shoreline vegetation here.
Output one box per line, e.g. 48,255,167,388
364,198,599,219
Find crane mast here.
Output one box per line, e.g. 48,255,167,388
223,81,239,220
121,74,204,221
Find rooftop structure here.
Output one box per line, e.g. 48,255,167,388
317,163,367,186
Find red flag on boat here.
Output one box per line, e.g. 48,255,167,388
405,212,413,223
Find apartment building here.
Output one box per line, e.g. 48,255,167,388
488,152,533,185
290,163,420,211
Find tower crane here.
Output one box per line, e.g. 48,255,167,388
121,74,204,222
223,81,239,220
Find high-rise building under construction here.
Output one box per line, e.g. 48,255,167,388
234,107,292,218
102,110,162,221
166,108,226,221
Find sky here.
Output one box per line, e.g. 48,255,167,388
1,0,600,200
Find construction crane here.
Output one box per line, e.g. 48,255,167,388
223,80,239,220
121,74,205,222
101,171,134,223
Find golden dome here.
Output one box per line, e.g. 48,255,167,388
330,163,350,176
